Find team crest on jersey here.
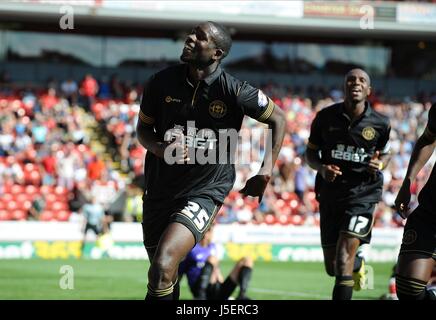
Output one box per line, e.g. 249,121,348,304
209,100,227,118
362,127,376,141
258,90,268,108
402,229,417,245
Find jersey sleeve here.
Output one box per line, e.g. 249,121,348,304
138,75,158,126
236,81,275,122
424,103,436,140
307,112,323,150
376,122,391,154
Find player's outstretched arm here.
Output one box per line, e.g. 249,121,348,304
395,128,436,217
239,104,286,202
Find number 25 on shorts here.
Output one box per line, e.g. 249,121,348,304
181,201,210,231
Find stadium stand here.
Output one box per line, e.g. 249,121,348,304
2,73,433,228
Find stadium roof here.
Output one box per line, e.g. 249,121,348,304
0,1,436,42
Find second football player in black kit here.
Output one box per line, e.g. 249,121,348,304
136,21,286,300
394,103,436,300
305,69,391,300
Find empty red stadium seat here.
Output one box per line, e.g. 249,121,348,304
289,215,304,226
264,214,277,225
6,201,18,211
307,191,316,201
1,193,13,202
25,185,38,195
51,201,69,211
21,201,32,211
290,199,301,215
55,210,70,221
39,211,55,221
12,210,27,220
288,192,299,201
278,214,289,225
2,184,12,193
45,193,57,203
54,186,68,196
54,194,68,202
11,185,25,194
0,210,12,220
281,192,291,200
14,193,29,203
290,199,299,209
275,199,285,209
29,170,41,185
40,185,54,195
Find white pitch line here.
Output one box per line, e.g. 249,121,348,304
250,287,330,299
178,279,330,299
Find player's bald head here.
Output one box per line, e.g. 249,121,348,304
343,68,372,103
345,68,371,86
206,21,232,59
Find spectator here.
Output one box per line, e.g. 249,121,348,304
124,184,142,222
28,195,46,220
61,78,78,106
79,74,99,110
0,75,435,228
81,196,105,254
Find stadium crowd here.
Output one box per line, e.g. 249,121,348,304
0,73,435,228
0,76,124,223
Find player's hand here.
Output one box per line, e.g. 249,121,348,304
367,151,382,175
170,141,190,164
320,164,342,182
395,178,412,219
160,140,190,163
239,175,271,203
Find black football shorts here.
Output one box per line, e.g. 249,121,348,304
320,200,376,248
141,196,221,249
399,206,436,260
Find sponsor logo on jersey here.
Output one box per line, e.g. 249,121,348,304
331,144,368,163
164,124,217,150
165,96,181,103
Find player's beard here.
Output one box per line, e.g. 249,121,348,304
346,90,366,104
180,50,214,69
180,49,193,63
346,97,364,107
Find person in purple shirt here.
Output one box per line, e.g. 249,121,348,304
179,226,253,300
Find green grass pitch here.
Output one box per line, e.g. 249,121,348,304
0,259,394,300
